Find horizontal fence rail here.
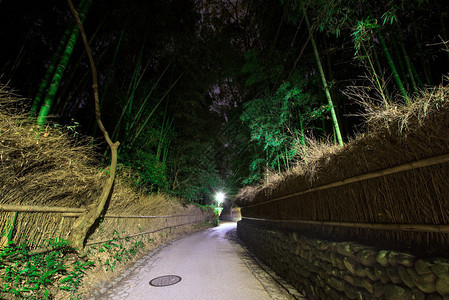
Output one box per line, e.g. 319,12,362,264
61,213,193,218
84,220,204,246
28,219,206,256
243,152,449,208
0,204,85,213
242,217,449,234
0,204,193,219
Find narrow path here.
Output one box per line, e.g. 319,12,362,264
93,222,300,300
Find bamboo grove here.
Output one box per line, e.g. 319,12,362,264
0,0,448,203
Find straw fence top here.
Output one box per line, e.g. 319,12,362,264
235,86,449,209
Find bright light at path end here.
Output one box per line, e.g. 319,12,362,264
215,192,225,204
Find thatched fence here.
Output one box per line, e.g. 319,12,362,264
0,204,211,250
236,86,449,254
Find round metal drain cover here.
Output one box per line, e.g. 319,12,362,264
149,275,182,287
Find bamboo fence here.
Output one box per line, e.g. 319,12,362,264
242,217,449,234
243,152,449,209
238,150,449,251
0,204,209,250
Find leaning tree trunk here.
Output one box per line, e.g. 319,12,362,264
303,7,343,146
66,0,119,251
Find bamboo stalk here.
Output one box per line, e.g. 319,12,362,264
242,217,449,234
374,24,409,103
244,152,449,208
303,6,343,146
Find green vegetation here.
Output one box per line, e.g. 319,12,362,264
0,229,170,299
87,230,149,273
0,238,93,299
240,79,326,183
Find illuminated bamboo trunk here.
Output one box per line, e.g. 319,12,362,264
36,0,91,126
303,7,343,146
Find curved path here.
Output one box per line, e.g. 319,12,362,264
93,222,302,300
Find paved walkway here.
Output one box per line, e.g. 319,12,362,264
91,222,302,300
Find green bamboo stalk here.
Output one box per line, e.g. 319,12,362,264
410,61,424,89
91,25,127,139
162,139,171,165
160,114,175,164
5,212,18,242
276,153,281,174
130,71,184,147
283,148,289,171
29,1,85,117
413,28,432,85
36,0,91,126
9,34,28,76
101,25,126,105
391,39,410,92
55,13,108,112
298,110,305,146
124,65,140,131
303,7,343,146
156,101,169,160
111,43,144,141
396,32,418,93
129,56,176,133
375,25,408,104
361,42,389,108
163,118,174,161
111,73,137,141
58,46,108,116
372,46,392,103
125,44,148,136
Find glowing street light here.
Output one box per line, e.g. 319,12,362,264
215,191,225,207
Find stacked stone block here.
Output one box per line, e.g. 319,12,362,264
237,220,449,300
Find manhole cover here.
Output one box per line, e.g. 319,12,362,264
149,275,182,287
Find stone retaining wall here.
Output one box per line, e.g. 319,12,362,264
237,220,449,300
